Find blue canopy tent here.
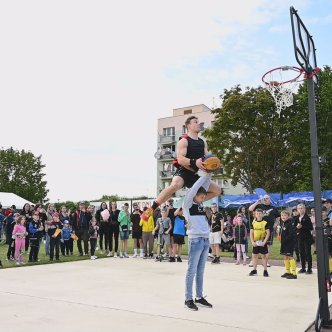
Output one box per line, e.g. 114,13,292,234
220,193,281,209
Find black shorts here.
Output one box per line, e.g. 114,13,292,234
132,231,142,239
174,167,199,189
252,245,268,255
173,234,185,245
280,242,295,257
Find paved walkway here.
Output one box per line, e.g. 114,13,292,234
0,258,329,332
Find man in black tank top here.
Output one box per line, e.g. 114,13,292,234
141,116,221,221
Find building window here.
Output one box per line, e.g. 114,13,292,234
182,125,187,134
163,127,175,136
199,122,205,131
184,109,192,114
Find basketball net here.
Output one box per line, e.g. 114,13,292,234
262,66,304,114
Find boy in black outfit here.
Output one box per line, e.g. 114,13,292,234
48,212,62,261
28,212,44,262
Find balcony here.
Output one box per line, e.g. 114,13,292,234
160,171,175,179
159,135,176,145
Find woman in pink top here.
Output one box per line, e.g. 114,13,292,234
12,216,27,265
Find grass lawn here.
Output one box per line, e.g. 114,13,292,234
0,235,295,269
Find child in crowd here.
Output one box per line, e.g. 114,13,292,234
12,216,27,265
6,212,18,261
183,174,213,311
280,210,297,279
173,207,187,262
29,211,44,262
89,218,99,260
233,215,247,265
209,203,223,264
322,207,332,277
48,212,62,261
61,220,72,256
249,209,270,277
153,208,173,262
140,207,155,259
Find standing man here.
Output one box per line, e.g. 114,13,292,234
209,203,223,264
73,202,92,256
294,203,313,274
142,116,221,220
249,194,280,266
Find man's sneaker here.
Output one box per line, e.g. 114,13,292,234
90,256,96,260
298,268,306,274
184,300,198,311
211,257,220,264
143,254,148,259
286,274,297,279
141,207,154,221
132,253,138,258
263,270,269,277
208,253,214,259
114,253,118,258
266,263,271,267
281,273,291,278
306,269,313,275
249,269,257,276
119,253,124,258
140,252,145,258
195,297,213,308
169,256,176,262
107,252,113,257
177,256,182,262
155,256,160,262
149,253,154,259
124,253,129,258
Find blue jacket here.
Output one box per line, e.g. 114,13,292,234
61,227,72,241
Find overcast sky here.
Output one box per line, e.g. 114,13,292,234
0,0,331,202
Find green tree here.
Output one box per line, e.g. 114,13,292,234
290,66,332,191
0,147,48,203
204,85,302,193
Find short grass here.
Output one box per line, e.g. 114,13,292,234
0,236,294,269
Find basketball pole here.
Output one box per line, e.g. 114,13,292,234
306,71,332,327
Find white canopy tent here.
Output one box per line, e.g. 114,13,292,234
0,192,34,210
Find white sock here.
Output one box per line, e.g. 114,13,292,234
140,249,144,254
120,252,123,256
134,249,138,254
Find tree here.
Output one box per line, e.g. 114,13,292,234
290,66,332,191
204,85,304,193
0,147,48,203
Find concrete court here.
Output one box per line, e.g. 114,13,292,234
0,258,328,332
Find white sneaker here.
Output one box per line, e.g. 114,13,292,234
140,253,144,258
93,256,98,259
90,256,96,260
124,253,129,258
132,253,138,258
119,253,124,258
107,252,112,257
208,253,214,258
114,253,118,258
16,262,20,265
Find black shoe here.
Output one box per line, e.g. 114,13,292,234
195,297,213,308
143,254,148,259
263,270,269,277
286,274,298,279
305,269,313,274
149,253,154,258
0,261,2,268
169,256,176,262
184,299,198,311
177,256,182,262
298,268,306,274
249,269,257,276
281,273,291,278
155,256,160,262
211,257,220,264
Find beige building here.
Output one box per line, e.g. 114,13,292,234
156,104,246,198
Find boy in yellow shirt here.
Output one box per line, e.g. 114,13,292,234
140,207,155,259
249,209,270,277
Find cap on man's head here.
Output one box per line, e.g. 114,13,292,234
324,199,332,204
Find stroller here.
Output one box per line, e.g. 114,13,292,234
220,230,234,252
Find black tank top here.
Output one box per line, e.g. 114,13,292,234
185,137,205,159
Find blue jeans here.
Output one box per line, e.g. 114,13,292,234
45,233,50,256
185,237,209,301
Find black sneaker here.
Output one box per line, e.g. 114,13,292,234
281,273,291,278
155,256,160,262
143,254,148,259
249,269,257,276
298,268,306,274
185,300,198,311
169,256,176,262
286,274,297,279
195,297,213,308
263,270,269,277
149,253,154,258
177,256,182,262
211,257,220,264
306,270,313,275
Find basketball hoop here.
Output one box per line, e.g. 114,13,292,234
262,66,304,114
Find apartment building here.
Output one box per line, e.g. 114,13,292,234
156,104,246,197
